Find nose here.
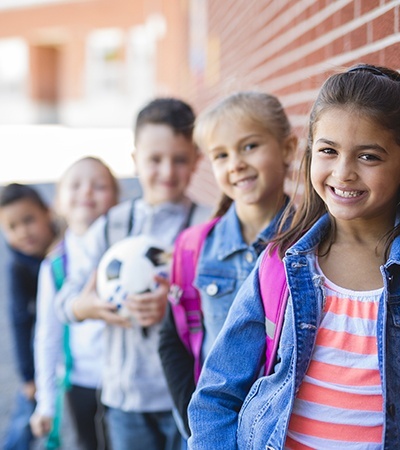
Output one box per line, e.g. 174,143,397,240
80,182,94,197
16,223,29,241
228,152,246,172
160,159,174,178
332,156,357,182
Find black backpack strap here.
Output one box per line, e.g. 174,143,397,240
182,201,197,229
104,199,136,248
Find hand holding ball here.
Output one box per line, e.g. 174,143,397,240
96,235,169,317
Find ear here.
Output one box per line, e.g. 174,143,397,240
282,134,298,167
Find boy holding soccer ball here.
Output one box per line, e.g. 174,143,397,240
55,98,211,450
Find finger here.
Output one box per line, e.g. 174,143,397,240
98,300,120,312
100,310,131,327
153,273,170,286
125,299,152,312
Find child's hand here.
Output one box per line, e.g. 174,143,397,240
22,380,36,400
30,412,52,437
125,274,170,327
72,271,131,327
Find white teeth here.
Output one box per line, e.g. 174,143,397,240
235,177,254,187
334,188,362,198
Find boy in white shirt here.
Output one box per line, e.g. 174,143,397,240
55,98,211,450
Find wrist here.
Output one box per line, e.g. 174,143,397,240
72,297,89,321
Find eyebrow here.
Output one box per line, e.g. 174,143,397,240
208,133,264,153
208,145,225,154
315,138,387,153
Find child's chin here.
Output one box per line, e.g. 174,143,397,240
157,194,184,204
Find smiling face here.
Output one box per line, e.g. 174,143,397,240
206,119,293,216
56,158,118,234
0,198,54,257
310,107,400,226
133,123,199,205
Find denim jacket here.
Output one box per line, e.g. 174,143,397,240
188,213,400,450
158,200,288,437
195,202,286,359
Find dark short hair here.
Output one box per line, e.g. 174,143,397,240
134,97,195,144
0,183,48,210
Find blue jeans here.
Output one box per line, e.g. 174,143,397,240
106,408,181,450
3,390,35,450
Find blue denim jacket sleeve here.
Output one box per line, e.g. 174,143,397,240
187,256,266,450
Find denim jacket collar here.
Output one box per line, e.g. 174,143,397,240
215,197,290,260
214,204,247,260
286,211,400,267
286,213,331,257
385,211,400,269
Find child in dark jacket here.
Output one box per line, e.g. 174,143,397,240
0,183,56,450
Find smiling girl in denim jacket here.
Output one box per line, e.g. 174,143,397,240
187,64,400,450
159,91,297,439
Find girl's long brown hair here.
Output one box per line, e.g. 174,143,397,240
271,64,400,259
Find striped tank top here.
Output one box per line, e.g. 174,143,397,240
285,260,383,449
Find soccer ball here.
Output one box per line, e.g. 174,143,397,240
96,235,169,317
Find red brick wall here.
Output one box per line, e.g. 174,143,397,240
184,0,400,206
0,1,398,205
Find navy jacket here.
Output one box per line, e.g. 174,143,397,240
5,245,42,382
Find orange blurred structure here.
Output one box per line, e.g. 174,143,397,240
0,0,399,204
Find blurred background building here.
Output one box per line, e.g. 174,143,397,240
0,0,399,203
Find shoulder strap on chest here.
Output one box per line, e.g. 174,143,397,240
168,216,221,382
47,242,72,386
48,241,67,291
259,244,289,375
104,199,135,247
45,239,72,450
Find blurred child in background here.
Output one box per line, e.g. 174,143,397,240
0,183,56,450
55,98,212,450
30,156,119,450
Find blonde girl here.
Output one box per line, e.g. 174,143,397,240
30,157,119,450
159,91,297,438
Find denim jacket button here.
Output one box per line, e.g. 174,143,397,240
245,252,254,263
206,283,219,296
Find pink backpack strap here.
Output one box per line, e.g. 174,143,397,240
259,244,289,375
168,217,220,382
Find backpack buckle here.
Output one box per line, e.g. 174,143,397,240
187,310,202,333
168,284,183,305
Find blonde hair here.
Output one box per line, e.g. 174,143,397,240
57,156,120,200
194,91,293,217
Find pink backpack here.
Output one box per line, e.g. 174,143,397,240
168,218,289,382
